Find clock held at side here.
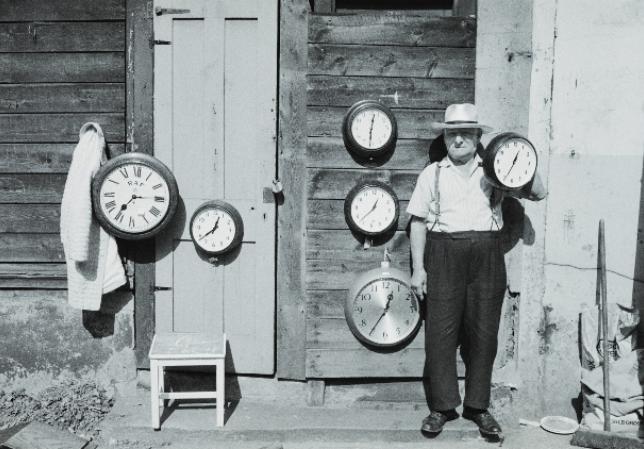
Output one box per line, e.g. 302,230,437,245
482,132,538,190
189,200,244,256
346,261,421,348
92,152,179,240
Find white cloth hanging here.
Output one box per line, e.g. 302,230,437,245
60,122,126,310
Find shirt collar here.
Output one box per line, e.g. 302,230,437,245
438,153,483,169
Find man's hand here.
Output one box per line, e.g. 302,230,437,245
411,269,427,297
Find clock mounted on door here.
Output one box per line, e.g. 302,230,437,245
346,257,421,348
189,200,244,256
92,152,179,240
344,181,399,237
482,132,538,191
343,100,397,161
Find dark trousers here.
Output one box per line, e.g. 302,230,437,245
423,231,506,411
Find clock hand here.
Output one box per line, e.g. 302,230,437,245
503,150,521,180
121,194,137,209
198,217,220,241
368,292,394,336
368,114,376,147
360,198,379,222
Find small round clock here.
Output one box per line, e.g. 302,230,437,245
189,200,244,256
344,181,399,236
346,260,421,348
92,152,179,240
483,132,538,190
343,100,397,160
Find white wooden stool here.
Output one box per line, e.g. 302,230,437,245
149,332,226,429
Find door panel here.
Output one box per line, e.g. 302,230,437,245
153,0,277,374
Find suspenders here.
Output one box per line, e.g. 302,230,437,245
428,163,501,232
428,164,441,232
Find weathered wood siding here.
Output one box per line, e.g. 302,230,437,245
0,0,126,290
305,13,475,377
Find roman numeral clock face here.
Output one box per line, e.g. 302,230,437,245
92,153,178,240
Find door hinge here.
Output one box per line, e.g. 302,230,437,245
155,7,191,15
154,286,172,291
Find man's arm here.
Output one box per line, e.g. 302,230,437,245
409,215,428,296
510,171,546,201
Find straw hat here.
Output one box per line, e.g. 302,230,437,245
431,103,493,133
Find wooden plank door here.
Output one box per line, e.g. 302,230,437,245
153,0,277,374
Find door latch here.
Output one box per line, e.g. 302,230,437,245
154,286,172,291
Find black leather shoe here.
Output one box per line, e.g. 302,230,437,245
462,409,502,436
421,410,458,435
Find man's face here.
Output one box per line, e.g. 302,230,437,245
444,128,481,164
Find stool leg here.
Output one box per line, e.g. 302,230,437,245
158,364,168,407
216,360,225,427
150,360,161,429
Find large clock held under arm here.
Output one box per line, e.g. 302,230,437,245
482,132,538,190
92,152,179,240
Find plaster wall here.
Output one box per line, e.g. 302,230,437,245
0,291,136,398
476,0,533,389
521,0,644,418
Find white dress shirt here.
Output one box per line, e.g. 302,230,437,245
407,155,504,232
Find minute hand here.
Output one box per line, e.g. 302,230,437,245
360,199,379,222
503,150,520,180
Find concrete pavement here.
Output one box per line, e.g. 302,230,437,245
95,387,577,449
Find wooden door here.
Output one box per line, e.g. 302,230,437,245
153,0,277,374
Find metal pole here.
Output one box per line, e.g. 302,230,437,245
598,219,611,431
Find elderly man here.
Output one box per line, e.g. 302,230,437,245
407,103,545,438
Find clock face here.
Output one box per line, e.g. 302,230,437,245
345,182,399,236
92,153,178,240
343,100,397,160
488,135,538,189
350,108,394,150
347,277,420,347
98,163,171,233
189,200,244,255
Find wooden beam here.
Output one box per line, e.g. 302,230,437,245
307,379,326,406
276,0,310,380
126,0,156,369
0,84,125,113
307,106,444,140
0,0,126,21
307,75,474,109
0,113,125,143
313,0,335,13
0,22,124,52
452,0,477,17
0,53,125,83
309,15,476,47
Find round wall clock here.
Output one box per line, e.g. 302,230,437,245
346,260,421,348
344,181,399,236
189,200,244,256
92,152,179,240
483,132,538,190
343,100,397,160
